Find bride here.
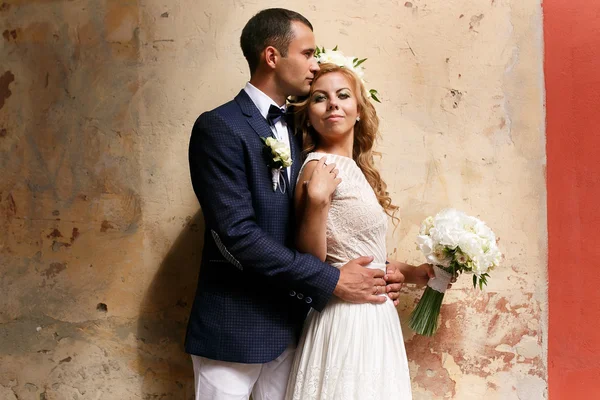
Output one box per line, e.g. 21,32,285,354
285,62,436,399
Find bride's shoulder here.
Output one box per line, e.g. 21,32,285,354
303,151,329,163
303,151,345,166
298,152,333,184
299,152,325,174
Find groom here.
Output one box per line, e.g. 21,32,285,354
186,8,425,400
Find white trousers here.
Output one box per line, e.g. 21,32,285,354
191,345,296,400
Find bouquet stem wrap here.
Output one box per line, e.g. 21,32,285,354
409,266,454,336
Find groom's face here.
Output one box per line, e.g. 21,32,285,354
275,21,320,97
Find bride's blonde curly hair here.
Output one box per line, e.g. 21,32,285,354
292,62,399,222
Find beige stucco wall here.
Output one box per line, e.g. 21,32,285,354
0,1,546,399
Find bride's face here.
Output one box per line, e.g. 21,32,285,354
307,72,359,140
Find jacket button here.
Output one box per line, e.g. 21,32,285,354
305,297,312,304
289,290,296,297
297,293,304,300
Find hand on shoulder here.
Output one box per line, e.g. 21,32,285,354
300,156,341,206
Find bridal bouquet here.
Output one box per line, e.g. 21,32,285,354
409,209,502,336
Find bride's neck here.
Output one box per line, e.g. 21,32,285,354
315,134,354,159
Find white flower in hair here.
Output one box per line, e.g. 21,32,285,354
314,46,380,103
316,49,348,68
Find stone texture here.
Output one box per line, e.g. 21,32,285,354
0,0,546,398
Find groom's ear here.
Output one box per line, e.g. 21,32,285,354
264,46,279,70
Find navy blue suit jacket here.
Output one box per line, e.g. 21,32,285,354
185,89,340,363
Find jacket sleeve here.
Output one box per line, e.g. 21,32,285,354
188,111,340,311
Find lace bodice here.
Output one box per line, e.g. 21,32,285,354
299,152,388,266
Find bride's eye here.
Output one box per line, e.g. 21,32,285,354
312,94,326,103
338,91,351,99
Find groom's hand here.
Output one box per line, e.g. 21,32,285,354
384,263,406,306
334,256,387,304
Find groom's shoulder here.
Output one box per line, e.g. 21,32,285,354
199,98,236,117
203,89,248,118
191,97,248,142
211,97,241,115
195,95,244,125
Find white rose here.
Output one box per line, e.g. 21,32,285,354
272,145,291,165
343,56,356,69
327,50,348,66
458,232,484,260
416,235,434,256
430,224,462,250
352,65,366,80
270,140,287,154
264,137,277,147
474,220,495,242
454,250,469,265
483,244,502,270
419,216,435,235
277,148,292,167
316,53,331,64
417,235,452,267
427,244,452,268
265,138,292,167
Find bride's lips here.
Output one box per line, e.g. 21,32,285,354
326,115,344,122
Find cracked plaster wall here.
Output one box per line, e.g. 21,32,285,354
0,1,546,399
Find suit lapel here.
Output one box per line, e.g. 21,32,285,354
235,90,275,141
235,90,292,194
288,125,302,198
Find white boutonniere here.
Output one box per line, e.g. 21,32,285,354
262,137,293,192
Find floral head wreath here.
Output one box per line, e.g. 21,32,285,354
314,46,380,103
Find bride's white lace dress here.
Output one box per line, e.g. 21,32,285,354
285,152,412,400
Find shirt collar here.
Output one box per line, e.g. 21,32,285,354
243,82,286,120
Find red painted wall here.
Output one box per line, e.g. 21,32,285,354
545,0,600,397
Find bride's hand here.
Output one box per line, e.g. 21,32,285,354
384,263,406,306
385,261,456,302
413,263,456,288
305,157,341,205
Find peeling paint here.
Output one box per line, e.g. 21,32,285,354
470,14,485,30
43,262,67,279
0,71,15,110
100,220,114,232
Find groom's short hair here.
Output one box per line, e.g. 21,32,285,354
241,8,313,75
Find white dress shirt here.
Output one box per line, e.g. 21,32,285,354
243,82,292,179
